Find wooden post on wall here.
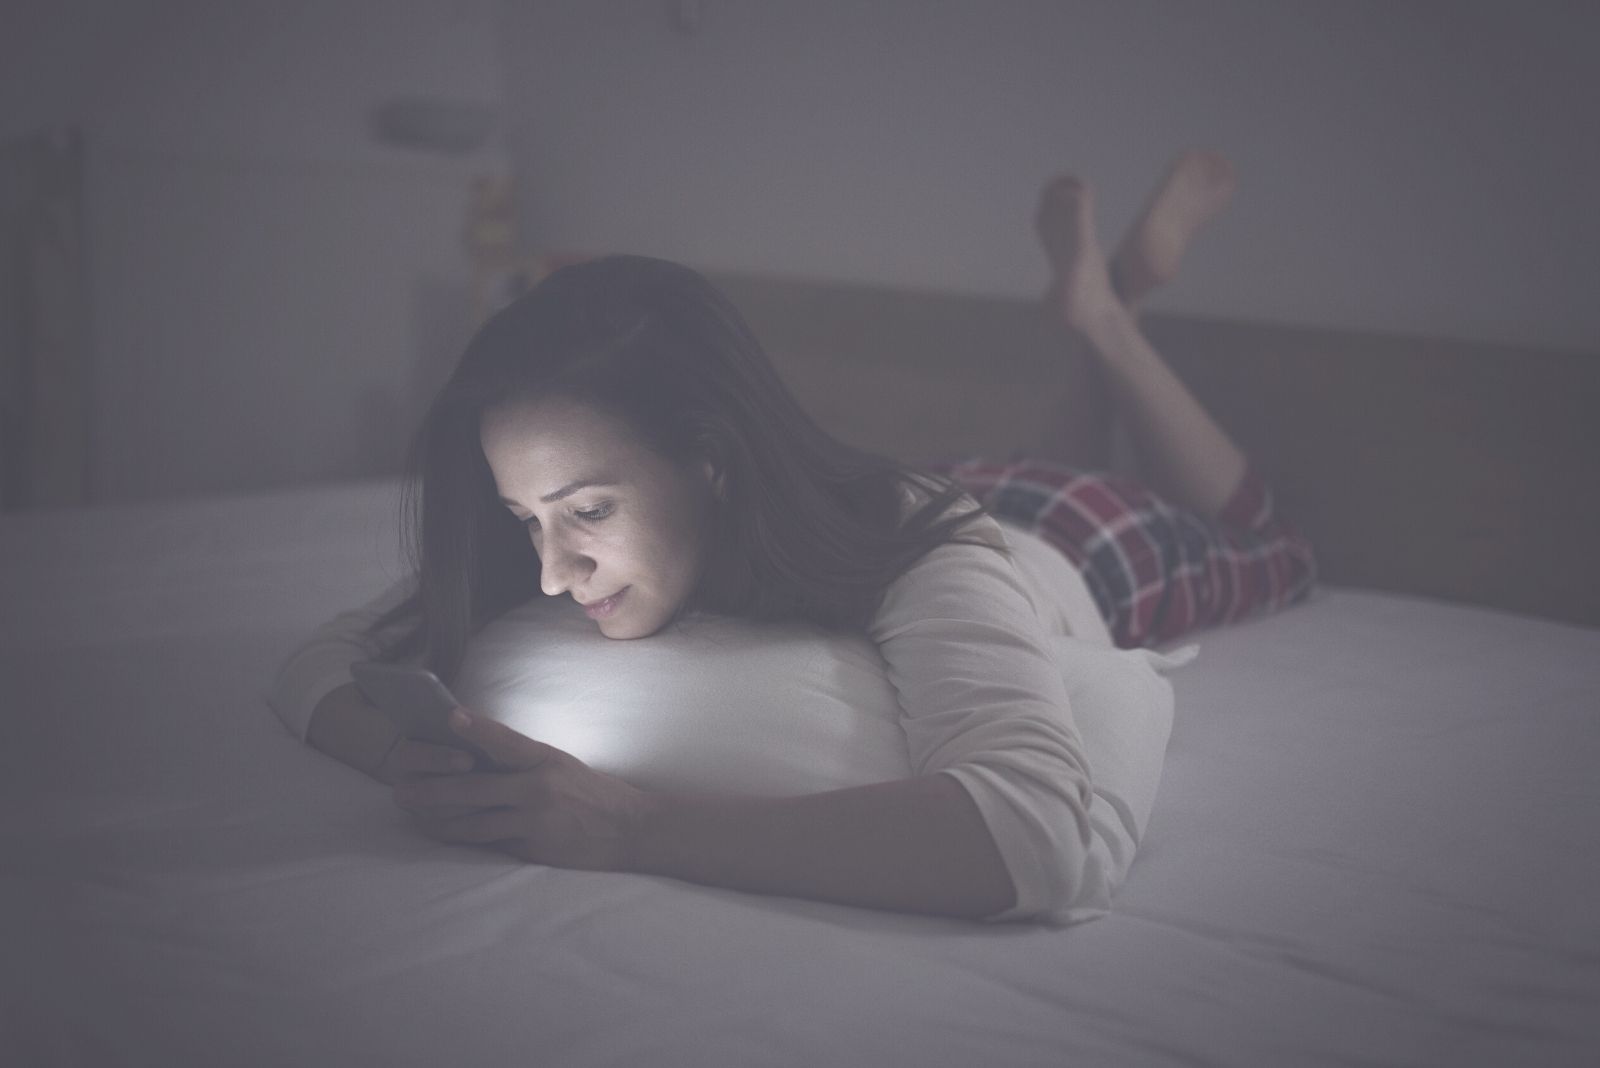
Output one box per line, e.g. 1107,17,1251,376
0,126,91,510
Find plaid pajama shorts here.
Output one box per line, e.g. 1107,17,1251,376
925,456,1318,648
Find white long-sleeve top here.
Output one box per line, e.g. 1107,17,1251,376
865,513,1118,921
266,513,1125,923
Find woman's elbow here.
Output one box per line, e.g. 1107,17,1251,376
995,802,1121,925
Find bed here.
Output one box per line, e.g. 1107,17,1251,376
4,274,1599,1067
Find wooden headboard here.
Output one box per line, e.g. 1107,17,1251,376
711,270,1600,629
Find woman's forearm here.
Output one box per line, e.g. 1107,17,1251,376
306,683,400,783
629,772,1017,920
394,714,1019,919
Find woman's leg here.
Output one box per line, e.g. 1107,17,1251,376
937,454,1316,647
952,152,1312,646
1034,154,1245,517
1108,149,1237,315
938,153,1314,646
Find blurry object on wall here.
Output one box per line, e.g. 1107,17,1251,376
464,172,535,324
365,94,536,327
364,94,589,330
0,126,90,510
460,175,591,325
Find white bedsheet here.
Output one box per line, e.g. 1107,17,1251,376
4,478,1598,1067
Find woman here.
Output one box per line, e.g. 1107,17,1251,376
271,150,1315,922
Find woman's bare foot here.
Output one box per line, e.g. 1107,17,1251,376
1110,149,1237,308
1035,175,1125,337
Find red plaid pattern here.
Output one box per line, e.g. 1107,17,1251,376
926,456,1318,648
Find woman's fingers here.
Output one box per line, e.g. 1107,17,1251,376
391,735,649,871
389,739,477,779
445,708,561,771
394,769,521,811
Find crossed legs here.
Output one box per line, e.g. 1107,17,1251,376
1034,150,1246,518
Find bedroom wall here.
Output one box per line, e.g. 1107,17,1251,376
5,1,1594,508
3,0,505,505
499,0,1600,355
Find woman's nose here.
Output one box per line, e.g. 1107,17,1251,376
538,533,594,597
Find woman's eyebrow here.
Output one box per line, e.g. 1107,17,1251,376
499,478,619,508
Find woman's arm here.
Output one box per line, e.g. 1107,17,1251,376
396,711,1017,920
868,516,1104,922
306,683,400,782
266,576,416,741
271,576,478,786
399,521,1101,923
632,772,1016,919
308,683,486,787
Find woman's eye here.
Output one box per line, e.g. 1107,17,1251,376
516,504,610,530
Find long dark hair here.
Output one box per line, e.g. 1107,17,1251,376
371,255,999,682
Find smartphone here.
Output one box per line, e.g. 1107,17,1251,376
349,661,496,771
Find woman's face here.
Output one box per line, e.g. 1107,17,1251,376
480,396,717,640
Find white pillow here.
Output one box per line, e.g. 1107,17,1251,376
455,595,1188,823
456,597,912,796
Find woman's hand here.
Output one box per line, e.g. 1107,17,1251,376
376,736,478,788
305,682,475,791
390,709,1015,918
390,708,657,872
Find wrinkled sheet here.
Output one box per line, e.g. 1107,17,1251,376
4,478,1598,1067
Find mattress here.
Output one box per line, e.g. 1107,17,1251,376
4,477,1598,1067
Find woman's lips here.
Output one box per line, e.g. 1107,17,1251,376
582,588,628,619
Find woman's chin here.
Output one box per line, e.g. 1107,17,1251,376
590,588,687,640
596,614,659,641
